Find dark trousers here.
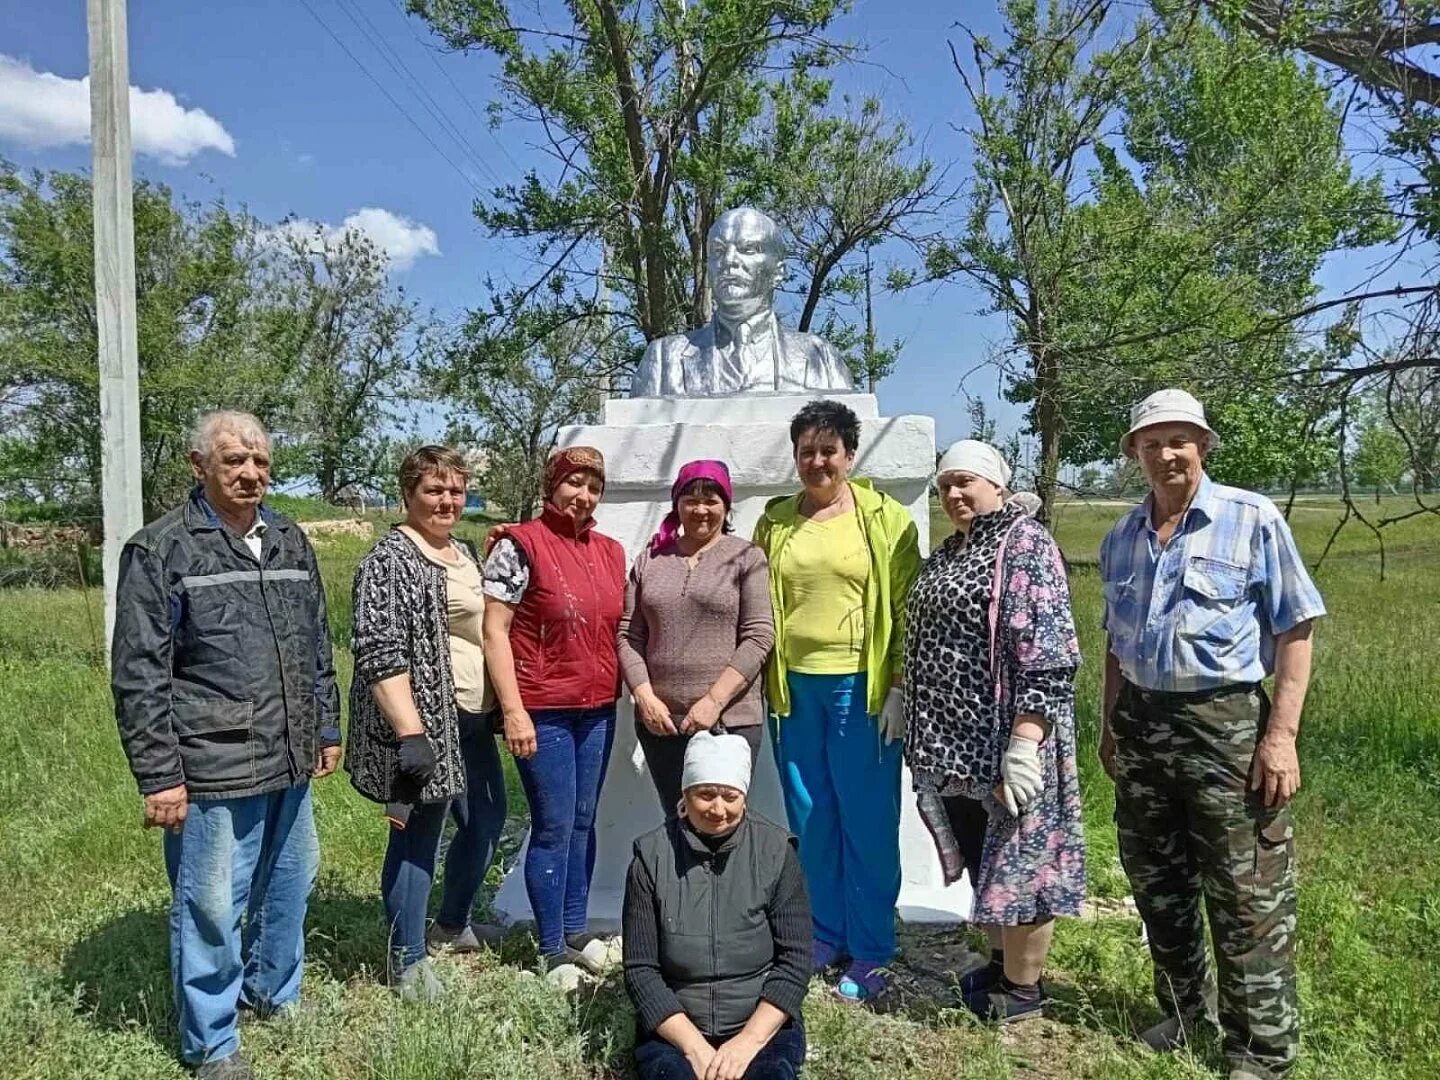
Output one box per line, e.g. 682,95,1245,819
514,704,617,954
636,720,763,817
634,1020,806,1079
1111,680,1297,1078
380,709,508,968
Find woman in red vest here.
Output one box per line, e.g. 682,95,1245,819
482,446,627,979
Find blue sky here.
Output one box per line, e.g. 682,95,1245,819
0,1,1415,461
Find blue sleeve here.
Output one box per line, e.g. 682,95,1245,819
1255,511,1326,635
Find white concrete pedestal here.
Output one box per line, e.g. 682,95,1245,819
494,393,973,929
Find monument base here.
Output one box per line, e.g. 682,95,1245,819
493,393,973,930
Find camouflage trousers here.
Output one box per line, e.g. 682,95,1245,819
1112,679,1298,1079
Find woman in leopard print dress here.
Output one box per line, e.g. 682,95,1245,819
903,440,1084,1023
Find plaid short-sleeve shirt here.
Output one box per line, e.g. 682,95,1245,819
1099,474,1326,692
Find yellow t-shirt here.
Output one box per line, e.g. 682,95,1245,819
401,527,492,714
778,509,869,674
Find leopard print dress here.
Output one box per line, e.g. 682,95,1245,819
903,503,1086,924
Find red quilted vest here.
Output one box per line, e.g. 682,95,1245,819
505,505,626,710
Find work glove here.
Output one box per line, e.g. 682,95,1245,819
998,734,1043,817
880,687,906,746
397,733,437,789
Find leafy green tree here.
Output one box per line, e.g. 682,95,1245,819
0,164,286,518
407,0,941,386
1354,418,1410,496
425,292,614,520
266,225,432,502
930,2,1389,503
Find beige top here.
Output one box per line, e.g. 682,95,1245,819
399,525,491,714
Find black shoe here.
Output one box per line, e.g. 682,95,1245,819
965,979,1046,1024
193,1053,255,1080
956,959,1003,998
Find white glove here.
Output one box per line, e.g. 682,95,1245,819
999,734,1044,817
880,687,906,746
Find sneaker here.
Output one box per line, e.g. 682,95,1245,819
834,962,889,1005
427,920,507,954
393,957,444,1003
1138,1007,1218,1052
565,932,621,973
955,958,1003,998
542,948,589,990
965,979,1046,1024
812,939,848,976
237,998,299,1024
194,1053,255,1080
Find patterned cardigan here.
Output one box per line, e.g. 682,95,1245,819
345,528,477,804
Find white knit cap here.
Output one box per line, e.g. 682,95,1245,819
1121,388,1219,457
681,731,752,794
935,439,1012,491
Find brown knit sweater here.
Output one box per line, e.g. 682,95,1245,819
617,535,775,728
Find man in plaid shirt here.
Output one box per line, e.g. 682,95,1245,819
1099,389,1325,1080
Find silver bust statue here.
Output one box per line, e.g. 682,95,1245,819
630,207,855,397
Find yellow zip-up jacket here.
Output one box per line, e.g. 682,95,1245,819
752,478,922,719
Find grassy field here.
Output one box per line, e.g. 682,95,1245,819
0,498,1436,1079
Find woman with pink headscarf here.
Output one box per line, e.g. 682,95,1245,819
618,460,776,815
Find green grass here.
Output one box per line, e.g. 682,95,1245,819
0,499,1436,1077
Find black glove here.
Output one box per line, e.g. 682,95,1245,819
397,733,437,789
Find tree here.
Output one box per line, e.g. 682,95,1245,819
1198,2,1440,514
930,2,1390,506
926,0,1148,509
426,292,615,520
1382,361,1440,491
267,225,432,502
407,0,943,382
1354,418,1410,497
0,164,286,518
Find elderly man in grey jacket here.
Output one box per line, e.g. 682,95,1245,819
111,411,340,1080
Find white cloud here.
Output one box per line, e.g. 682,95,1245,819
264,208,441,271
0,54,234,165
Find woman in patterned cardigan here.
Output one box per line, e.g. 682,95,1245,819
347,446,507,1001
903,440,1084,1024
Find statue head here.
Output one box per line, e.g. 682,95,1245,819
707,207,785,324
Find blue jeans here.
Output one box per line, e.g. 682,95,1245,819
514,704,616,954
773,672,902,966
380,708,509,968
634,1020,806,1079
163,783,318,1066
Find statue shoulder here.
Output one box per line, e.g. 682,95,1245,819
777,325,854,390
777,324,831,358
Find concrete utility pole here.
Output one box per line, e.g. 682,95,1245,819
88,0,144,661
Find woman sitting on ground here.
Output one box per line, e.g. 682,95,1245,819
904,440,1085,1023
347,445,508,1001
623,732,812,1080
618,459,774,817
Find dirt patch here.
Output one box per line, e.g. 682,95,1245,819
299,518,375,541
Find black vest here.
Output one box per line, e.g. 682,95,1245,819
632,813,795,1038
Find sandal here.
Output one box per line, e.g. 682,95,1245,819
834,962,889,1004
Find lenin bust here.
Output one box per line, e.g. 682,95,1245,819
629,207,855,398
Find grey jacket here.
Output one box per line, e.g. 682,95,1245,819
346,528,477,804
111,489,340,800
626,814,811,1039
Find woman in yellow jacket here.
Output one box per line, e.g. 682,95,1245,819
752,399,921,1005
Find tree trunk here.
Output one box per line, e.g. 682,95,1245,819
1031,340,1063,515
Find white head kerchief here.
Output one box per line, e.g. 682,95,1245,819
681,731,752,794
935,439,1012,491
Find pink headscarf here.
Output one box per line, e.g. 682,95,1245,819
648,459,734,555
